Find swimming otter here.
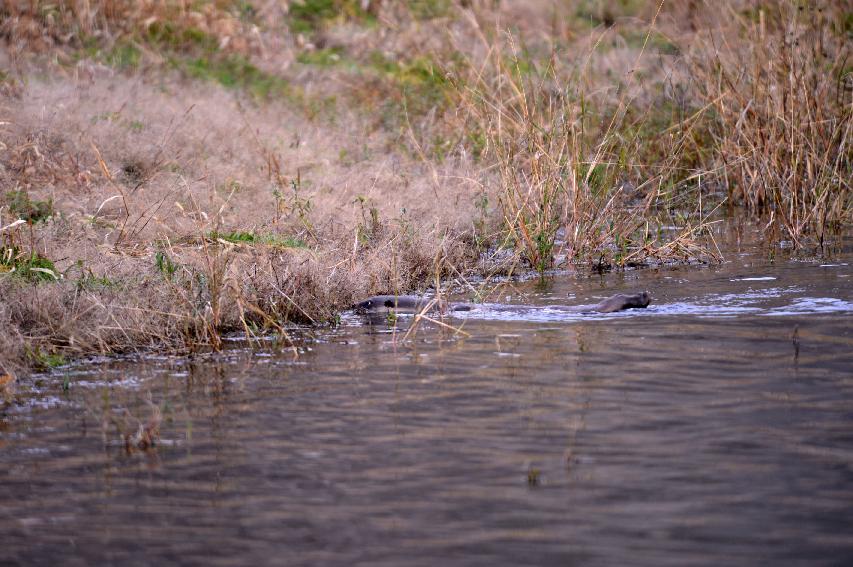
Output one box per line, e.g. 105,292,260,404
584,291,651,313
353,291,651,315
352,295,473,315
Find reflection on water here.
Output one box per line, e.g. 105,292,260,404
1,226,852,566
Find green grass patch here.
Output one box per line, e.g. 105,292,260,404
105,41,142,69
181,54,292,99
573,0,646,28
409,0,453,20
0,68,21,91
367,52,452,117
208,230,308,248
288,0,375,34
621,29,679,55
72,19,294,103
839,11,853,36
234,1,257,22
577,162,610,196
4,190,54,223
145,21,218,52
28,348,66,370
0,246,59,282
297,46,349,67
18,254,59,282
369,53,448,89
75,36,141,70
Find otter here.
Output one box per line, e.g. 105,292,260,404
582,291,651,313
353,291,651,315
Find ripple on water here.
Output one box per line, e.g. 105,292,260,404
2,234,853,566
763,297,853,316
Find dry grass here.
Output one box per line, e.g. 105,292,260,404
0,0,849,376
684,0,851,246
0,72,476,374
449,4,713,271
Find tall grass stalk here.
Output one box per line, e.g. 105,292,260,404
453,10,706,271
687,0,851,246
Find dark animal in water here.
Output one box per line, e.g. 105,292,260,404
352,291,651,315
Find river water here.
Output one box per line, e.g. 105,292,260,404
2,223,852,566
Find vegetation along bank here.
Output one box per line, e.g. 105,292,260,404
0,0,849,376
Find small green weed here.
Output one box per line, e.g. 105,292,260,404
155,251,178,279
0,244,59,282
209,230,256,244
473,191,491,249
267,235,308,249
217,179,244,197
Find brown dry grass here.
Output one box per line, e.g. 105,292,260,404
448,3,715,270
0,0,849,376
683,0,851,245
0,72,477,375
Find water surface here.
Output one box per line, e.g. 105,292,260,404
2,225,852,566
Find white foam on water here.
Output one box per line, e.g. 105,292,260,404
24,396,64,409
453,286,850,322
763,297,853,316
652,302,762,317
20,447,51,455
710,287,796,304
74,376,144,389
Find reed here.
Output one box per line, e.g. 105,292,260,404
685,0,851,245
451,5,710,272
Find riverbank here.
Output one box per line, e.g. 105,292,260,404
1,0,849,376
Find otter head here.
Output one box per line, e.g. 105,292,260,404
629,291,652,308
353,298,376,314
589,291,653,313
